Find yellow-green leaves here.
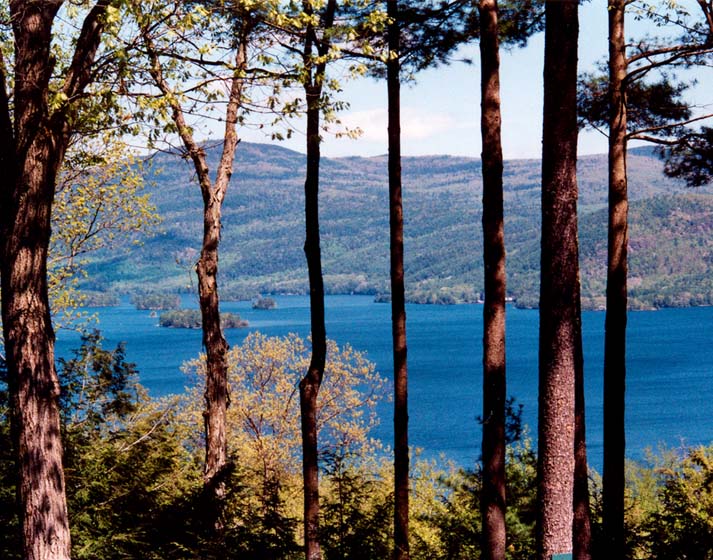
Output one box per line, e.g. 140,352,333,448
49,135,160,328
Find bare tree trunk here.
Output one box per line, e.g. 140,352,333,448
198,181,231,534
536,1,580,558
478,1,507,559
386,2,409,559
299,3,336,557
300,82,328,560
2,139,71,560
573,292,592,560
0,3,109,558
603,1,628,556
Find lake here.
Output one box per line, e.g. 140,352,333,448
56,295,713,472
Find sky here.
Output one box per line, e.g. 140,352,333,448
219,1,713,161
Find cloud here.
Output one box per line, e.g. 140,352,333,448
339,107,467,145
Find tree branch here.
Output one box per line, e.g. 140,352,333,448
62,0,112,100
626,45,713,83
627,112,713,139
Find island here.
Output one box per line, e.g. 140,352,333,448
133,293,181,310
252,296,277,310
158,309,248,329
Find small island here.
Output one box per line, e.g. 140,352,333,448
252,296,277,310
159,309,248,329
79,291,119,307
133,293,181,310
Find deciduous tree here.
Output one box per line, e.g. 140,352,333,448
0,2,117,558
128,0,256,536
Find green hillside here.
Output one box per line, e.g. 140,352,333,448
83,143,713,309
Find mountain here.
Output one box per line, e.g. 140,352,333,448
83,142,713,309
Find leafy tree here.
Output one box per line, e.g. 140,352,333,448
662,125,713,186
536,1,583,558
416,400,537,560
126,0,259,535
578,2,713,554
0,2,123,557
183,332,389,557
51,136,159,327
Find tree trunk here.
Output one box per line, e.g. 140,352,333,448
478,1,507,560
198,187,231,530
0,3,110,558
573,292,592,560
536,1,580,559
300,81,328,560
139,21,249,533
2,137,71,560
603,0,628,556
298,3,336,557
387,2,409,559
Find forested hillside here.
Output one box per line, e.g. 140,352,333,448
84,143,713,309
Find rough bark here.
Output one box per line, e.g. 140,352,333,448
478,1,507,559
387,2,409,559
0,3,109,559
536,1,580,559
3,139,69,560
603,1,628,555
139,18,250,533
299,3,336,558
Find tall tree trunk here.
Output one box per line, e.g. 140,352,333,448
536,1,580,558
573,292,592,560
198,32,247,532
2,137,71,560
300,81,328,560
140,22,249,533
0,3,109,558
603,0,628,555
478,1,507,560
299,3,336,557
387,2,409,559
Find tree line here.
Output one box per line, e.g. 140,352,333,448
0,2,712,560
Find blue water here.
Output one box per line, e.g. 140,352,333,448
55,296,713,472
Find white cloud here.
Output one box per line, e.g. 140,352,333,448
335,106,475,156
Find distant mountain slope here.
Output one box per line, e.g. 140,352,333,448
83,142,713,309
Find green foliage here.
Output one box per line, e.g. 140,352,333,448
320,452,392,560
158,309,248,329
49,135,160,328
8,333,713,557
414,402,536,560
0,361,20,560
578,74,691,135
662,126,713,187
78,291,120,307
632,446,713,559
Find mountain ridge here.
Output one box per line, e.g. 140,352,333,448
83,142,713,309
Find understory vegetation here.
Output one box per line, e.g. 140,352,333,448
1,333,710,559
